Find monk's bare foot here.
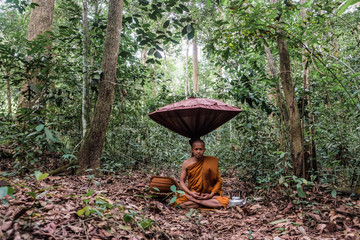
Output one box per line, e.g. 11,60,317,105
180,201,200,209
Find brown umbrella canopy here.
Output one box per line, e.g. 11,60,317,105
148,97,242,139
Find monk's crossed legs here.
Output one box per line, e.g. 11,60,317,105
180,194,222,209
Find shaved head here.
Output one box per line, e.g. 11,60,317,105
191,139,205,148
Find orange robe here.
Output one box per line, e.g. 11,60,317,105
175,156,229,207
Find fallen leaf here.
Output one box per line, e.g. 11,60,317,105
250,204,262,211
270,219,289,225
68,225,83,233
316,224,327,234
298,226,306,235
307,212,321,221
0,221,12,231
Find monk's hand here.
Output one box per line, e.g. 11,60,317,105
190,191,201,199
198,193,214,200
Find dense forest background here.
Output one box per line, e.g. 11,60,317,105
2,0,359,189
1,0,360,238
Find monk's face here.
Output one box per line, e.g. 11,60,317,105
192,142,205,160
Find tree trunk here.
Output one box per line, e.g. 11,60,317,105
151,63,157,96
264,45,287,172
300,0,318,179
141,48,147,65
276,36,305,178
6,70,12,116
185,39,189,97
163,50,175,96
18,0,55,110
77,0,124,174
192,36,199,93
82,0,90,137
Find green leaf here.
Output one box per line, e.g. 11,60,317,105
26,191,36,199
44,127,54,141
154,51,162,59
152,187,160,192
145,59,155,64
279,176,284,184
2,199,9,206
187,31,194,40
77,206,90,217
123,214,133,223
76,208,85,216
139,40,149,45
297,186,306,198
86,189,94,197
7,187,14,196
207,0,211,7
138,219,153,229
0,187,8,199
35,124,44,131
169,196,177,204
181,26,188,36
34,171,48,181
163,20,170,28
338,0,360,16
170,185,177,192
94,208,102,216
139,0,149,5
331,190,337,198
176,190,185,196
148,48,156,55
179,4,189,12
186,208,194,218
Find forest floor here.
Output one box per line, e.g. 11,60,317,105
1,164,360,239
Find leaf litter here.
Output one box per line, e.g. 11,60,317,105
0,170,359,239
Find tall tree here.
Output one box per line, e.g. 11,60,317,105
17,0,55,110
185,39,190,97
300,0,318,178
264,46,287,171
82,0,90,137
276,33,304,178
77,0,124,174
192,36,199,93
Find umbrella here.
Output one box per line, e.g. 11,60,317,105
148,97,242,139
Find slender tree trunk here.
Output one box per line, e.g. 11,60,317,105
77,0,124,174
82,0,90,137
6,70,12,116
151,63,157,96
185,39,189,97
18,0,55,110
276,36,305,178
163,50,175,96
264,46,287,172
192,36,199,93
141,48,147,65
300,0,318,179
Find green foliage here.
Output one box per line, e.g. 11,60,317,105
0,0,360,196
76,189,115,218
0,184,15,206
338,0,360,15
278,175,316,201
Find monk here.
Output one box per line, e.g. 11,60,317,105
175,139,229,208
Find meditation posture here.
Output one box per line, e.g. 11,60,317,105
175,140,229,208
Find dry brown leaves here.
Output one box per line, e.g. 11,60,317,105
0,171,360,239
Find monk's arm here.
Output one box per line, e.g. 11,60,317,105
179,163,199,198
211,167,223,194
